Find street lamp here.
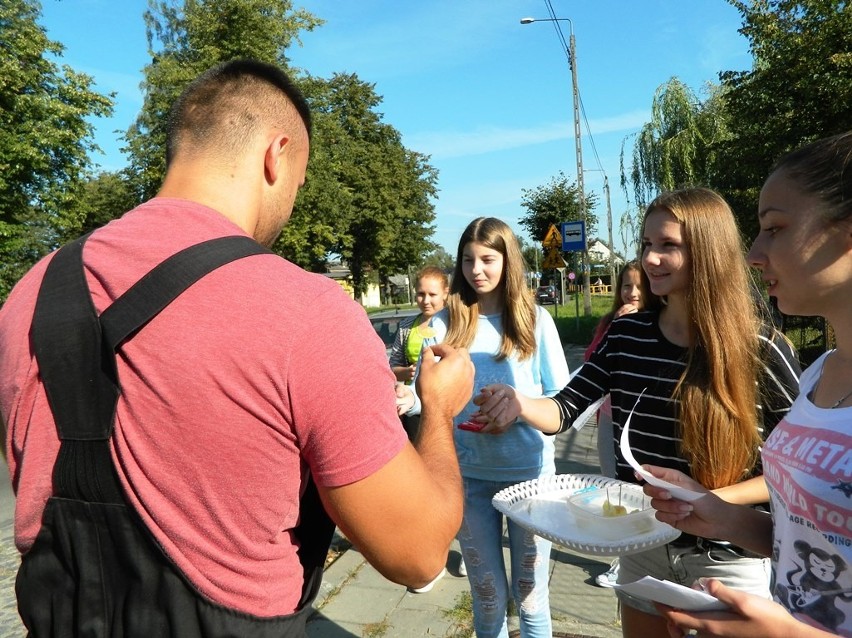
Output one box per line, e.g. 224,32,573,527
521,16,592,316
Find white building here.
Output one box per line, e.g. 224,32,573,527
588,238,625,268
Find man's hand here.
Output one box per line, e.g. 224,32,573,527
659,579,829,638
416,343,474,419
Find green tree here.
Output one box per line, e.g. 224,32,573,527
421,245,455,272
123,0,322,202
278,72,437,299
518,237,542,275
518,171,598,243
717,0,852,239
125,2,437,300
519,173,598,311
66,171,138,239
0,0,113,301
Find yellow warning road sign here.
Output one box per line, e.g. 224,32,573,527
542,224,561,249
542,247,565,269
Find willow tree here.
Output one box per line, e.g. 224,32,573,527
619,78,728,211
618,209,641,262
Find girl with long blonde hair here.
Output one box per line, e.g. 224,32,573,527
476,189,801,638
400,217,570,637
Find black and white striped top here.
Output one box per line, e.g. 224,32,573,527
554,311,801,484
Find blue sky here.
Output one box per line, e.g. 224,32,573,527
37,0,752,257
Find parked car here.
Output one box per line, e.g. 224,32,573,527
535,285,561,305
369,309,418,357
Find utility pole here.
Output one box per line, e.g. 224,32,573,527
521,16,592,315
603,176,616,284
568,27,591,316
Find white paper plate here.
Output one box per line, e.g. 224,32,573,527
492,474,682,557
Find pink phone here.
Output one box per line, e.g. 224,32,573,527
458,419,486,432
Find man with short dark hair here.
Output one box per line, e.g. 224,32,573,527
0,59,473,637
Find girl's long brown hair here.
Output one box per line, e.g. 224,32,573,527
642,188,761,489
444,217,537,361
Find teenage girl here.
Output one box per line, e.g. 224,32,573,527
390,266,449,385
584,261,644,588
389,267,448,442
401,217,570,637
475,188,801,638
645,131,852,638
584,260,644,478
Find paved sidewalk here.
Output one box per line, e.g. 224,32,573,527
0,345,621,637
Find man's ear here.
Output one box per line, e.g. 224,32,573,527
263,133,290,184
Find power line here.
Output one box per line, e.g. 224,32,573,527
542,0,605,177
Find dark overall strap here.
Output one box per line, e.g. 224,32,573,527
23,234,334,636
31,235,275,503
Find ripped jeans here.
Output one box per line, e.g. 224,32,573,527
458,477,553,638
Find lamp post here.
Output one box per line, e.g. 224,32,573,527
521,16,591,316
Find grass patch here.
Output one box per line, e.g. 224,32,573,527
443,590,474,637
546,294,612,346
315,561,364,611
362,618,391,638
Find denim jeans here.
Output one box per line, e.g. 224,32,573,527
457,477,553,638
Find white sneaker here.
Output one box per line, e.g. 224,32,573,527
408,568,445,594
458,558,467,577
595,560,619,588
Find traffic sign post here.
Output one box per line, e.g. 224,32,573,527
566,272,579,329
561,221,585,252
541,224,565,271
542,224,562,248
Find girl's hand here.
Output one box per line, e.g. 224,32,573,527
404,364,416,382
395,383,416,416
473,384,521,429
615,302,640,318
659,579,819,638
641,465,723,539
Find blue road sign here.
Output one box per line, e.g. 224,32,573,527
561,221,585,252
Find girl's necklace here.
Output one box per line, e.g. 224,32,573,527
829,388,852,409
810,352,852,409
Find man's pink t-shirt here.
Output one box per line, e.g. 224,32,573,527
0,199,407,616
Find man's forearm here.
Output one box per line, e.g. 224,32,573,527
415,405,463,535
